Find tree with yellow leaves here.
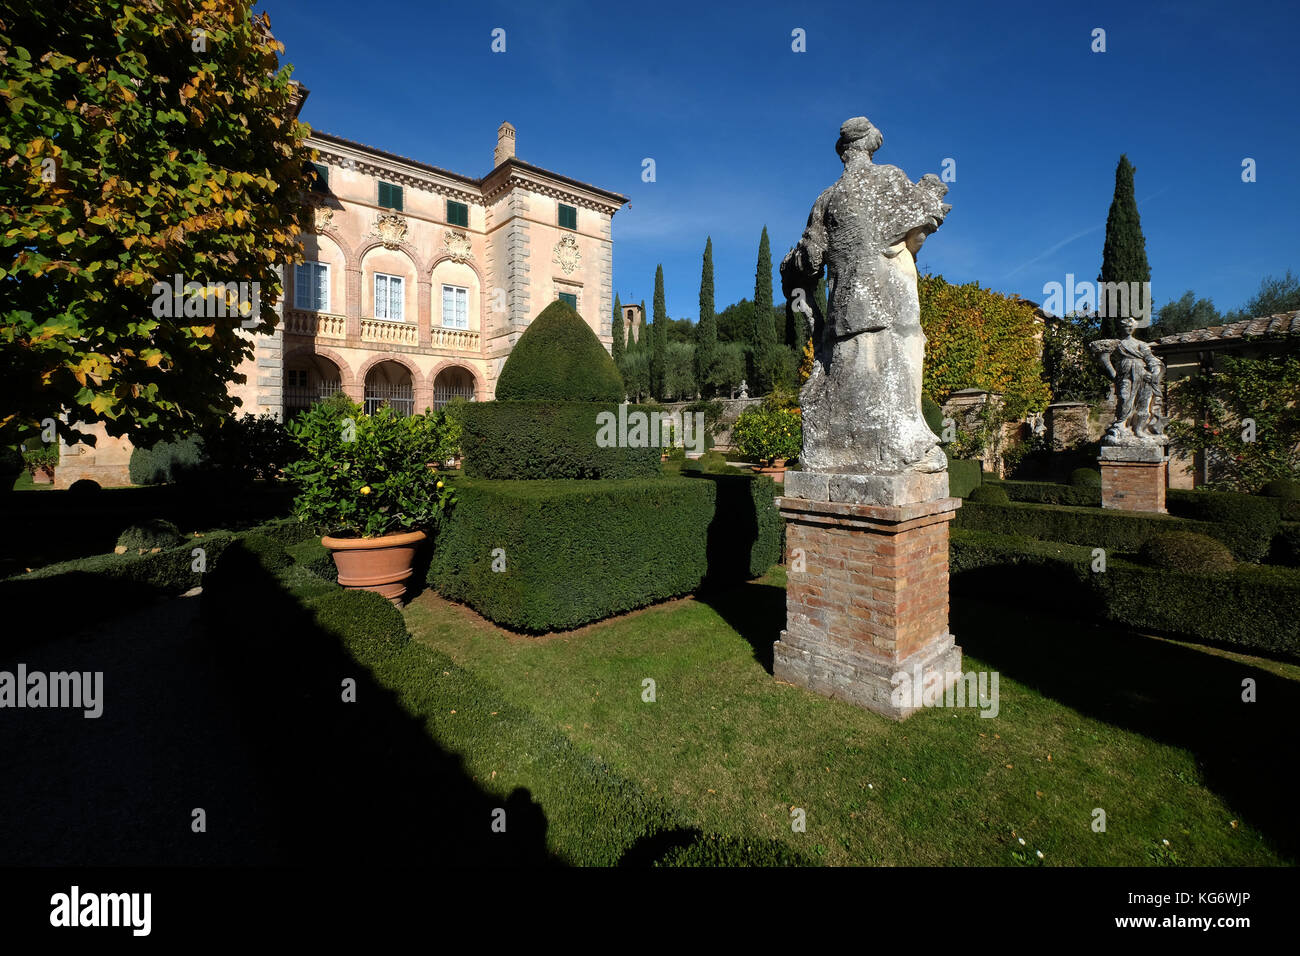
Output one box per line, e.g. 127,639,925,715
0,0,314,450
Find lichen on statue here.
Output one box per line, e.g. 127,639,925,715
781,116,952,476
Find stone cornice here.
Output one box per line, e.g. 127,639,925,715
310,138,481,206
308,132,627,216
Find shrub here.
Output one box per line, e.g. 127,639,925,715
428,475,781,631
198,413,297,482
968,484,1009,504
947,458,982,498
732,404,802,463
495,300,625,403
954,499,1263,561
22,443,58,473
116,518,184,552
311,588,409,666
461,401,663,480
287,539,338,582
1261,478,1300,500
249,517,319,547
998,479,1101,507
1139,531,1236,574
1069,467,1102,488
68,479,101,494
1271,524,1300,567
1165,489,1280,562
950,528,1300,658
2,532,236,653
284,402,455,538
128,435,205,485
234,533,293,572
922,393,944,437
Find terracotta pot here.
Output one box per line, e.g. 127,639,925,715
751,459,788,481
322,529,427,606
30,466,54,485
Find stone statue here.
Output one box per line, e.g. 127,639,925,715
739,379,749,399
1089,316,1167,446
780,117,951,498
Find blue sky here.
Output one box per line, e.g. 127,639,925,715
265,0,1299,321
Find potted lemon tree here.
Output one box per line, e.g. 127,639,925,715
285,396,454,605
733,402,802,481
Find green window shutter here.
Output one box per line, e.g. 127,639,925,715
310,162,328,191
558,293,577,309
378,181,403,210
447,200,468,227
559,203,577,230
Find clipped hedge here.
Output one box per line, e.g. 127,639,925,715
1165,489,1280,562
461,401,663,480
967,484,1008,504
950,528,1300,658
428,474,781,631
947,458,982,498
994,479,1102,507
1,531,236,653
1272,523,1300,567
494,299,625,403
116,518,183,552
1139,531,1235,574
954,499,1271,562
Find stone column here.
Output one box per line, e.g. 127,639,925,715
1099,446,1167,513
777,473,962,720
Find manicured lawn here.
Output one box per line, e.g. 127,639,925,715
404,566,1296,866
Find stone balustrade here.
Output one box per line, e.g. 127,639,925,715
283,310,346,338
431,326,480,352
360,317,419,346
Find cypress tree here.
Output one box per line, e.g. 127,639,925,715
1097,154,1151,339
651,265,668,398
611,293,625,365
638,299,647,351
695,237,718,394
754,225,774,339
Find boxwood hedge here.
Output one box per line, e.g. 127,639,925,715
954,498,1273,562
461,401,664,480
950,528,1300,658
428,473,782,632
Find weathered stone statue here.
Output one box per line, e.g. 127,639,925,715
1089,316,1167,447
780,116,951,505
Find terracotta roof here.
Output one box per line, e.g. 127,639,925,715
308,130,628,205
1153,310,1300,348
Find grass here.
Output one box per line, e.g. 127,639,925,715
404,566,1296,866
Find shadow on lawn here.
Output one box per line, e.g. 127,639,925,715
952,570,1300,862
698,575,785,674
205,557,557,866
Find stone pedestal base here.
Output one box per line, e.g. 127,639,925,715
775,495,962,720
1099,446,1168,513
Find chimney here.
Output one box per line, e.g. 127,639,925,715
494,121,516,167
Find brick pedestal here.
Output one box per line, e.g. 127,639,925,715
775,495,962,720
1099,446,1168,513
